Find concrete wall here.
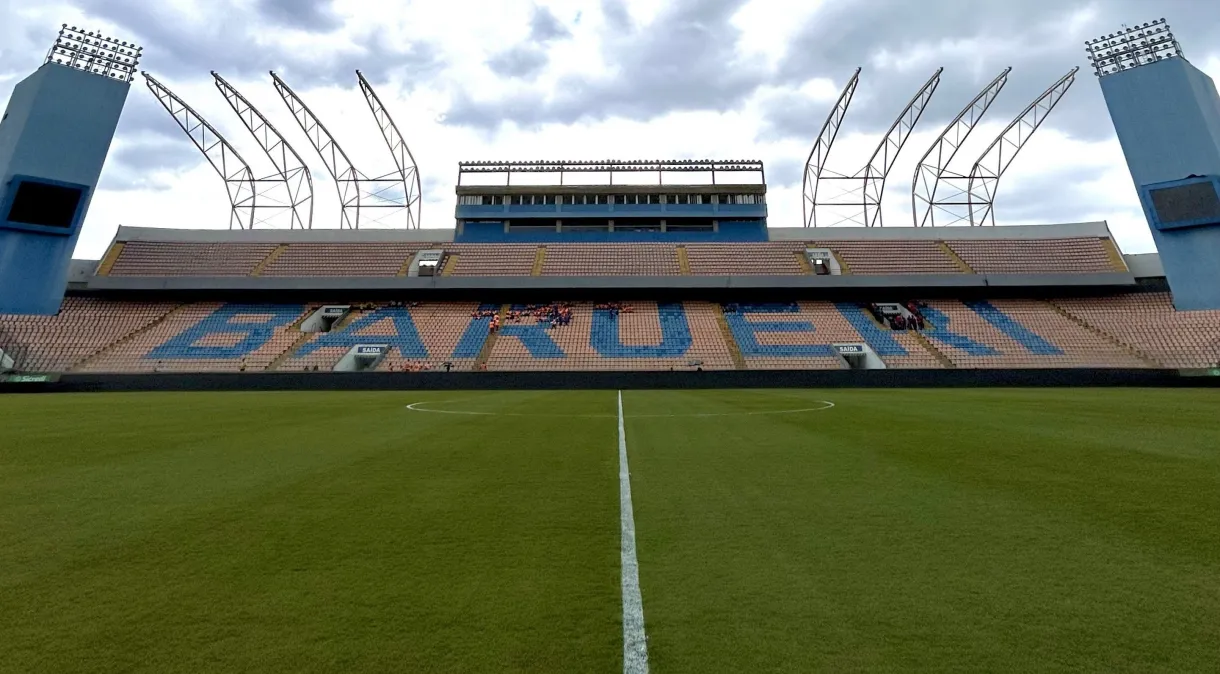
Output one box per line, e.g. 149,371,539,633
4,369,1217,394
1124,253,1165,279
82,272,1137,301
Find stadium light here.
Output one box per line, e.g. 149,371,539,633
46,24,142,82
1085,18,1183,78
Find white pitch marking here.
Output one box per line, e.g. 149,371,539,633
618,390,649,674
404,400,835,419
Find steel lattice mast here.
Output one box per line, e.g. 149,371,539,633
804,68,942,227
911,68,1011,228
270,71,361,229
212,71,313,229
357,70,422,229
912,67,1078,226
271,71,417,229
143,71,257,230
966,67,1079,226
802,68,860,228
857,68,943,227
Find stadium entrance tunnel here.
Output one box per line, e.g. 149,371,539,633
806,248,842,275
300,305,351,333
408,250,445,277
334,344,389,372
834,343,886,370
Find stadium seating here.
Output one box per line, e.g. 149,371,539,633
1054,293,1220,368
484,302,736,371
723,302,858,369
279,302,490,372
261,243,429,277
541,244,680,276
8,294,1220,373
0,298,178,372
946,238,1123,274
446,244,537,276
107,241,277,277
79,303,310,373
686,243,805,275
810,240,961,275
94,232,1130,278
919,300,1148,368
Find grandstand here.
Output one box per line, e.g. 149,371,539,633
3,219,1218,376
0,56,1217,380
0,158,1214,378
2,156,1217,378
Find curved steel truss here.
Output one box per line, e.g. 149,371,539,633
357,70,422,229
912,66,1079,226
912,68,1010,228
804,68,942,227
143,72,258,230
802,68,860,228
212,71,313,229
144,72,311,229
271,71,419,229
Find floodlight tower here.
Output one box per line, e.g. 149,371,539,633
803,68,942,227
0,26,139,314
1090,18,1220,309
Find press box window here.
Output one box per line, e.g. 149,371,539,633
6,181,84,228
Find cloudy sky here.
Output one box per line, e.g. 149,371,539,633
3,0,1220,259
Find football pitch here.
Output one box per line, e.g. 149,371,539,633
2,388,1218,673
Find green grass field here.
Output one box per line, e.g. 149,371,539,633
1,388,1218,673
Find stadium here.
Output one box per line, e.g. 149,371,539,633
1,12,1219,674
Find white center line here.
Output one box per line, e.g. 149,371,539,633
618,390,650,674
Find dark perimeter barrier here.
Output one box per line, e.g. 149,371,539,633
2,369,1220,393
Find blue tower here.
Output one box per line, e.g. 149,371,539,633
1091,19,1220,310
0,26,139,315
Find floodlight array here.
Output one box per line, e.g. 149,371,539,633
45,25,142,82
458,159,764,174
1085,18,1183,78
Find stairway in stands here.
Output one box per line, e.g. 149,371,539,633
473,305,508,370
1044,300,1161,367
95,243,126,276
912,330,955,368
250,245,288,277
71,303,187,371
712,304,746,369
531,247,547,276
267,307,328,371
937,241,974,274
676,246,691,275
